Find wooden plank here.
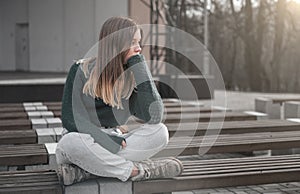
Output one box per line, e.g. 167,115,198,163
47,106,61,111
167,119,300,136
43,102,62,106
0,144,48,166
0,119,31,130
163,102,200,108
0,130,37,144
165,107,221,114
0,107,25,113
0,112,28,120
271,98,300,104
0,103,23,108
163,112,257,123
52,110,62,117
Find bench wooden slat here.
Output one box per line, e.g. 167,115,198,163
0,107,26,113
165,107,221,114
43,102,62,106
0,103,24,108
0,130,36,144
0,112,28,120
0,144,48,166
271,98,300,104
163,102,201,108
163,112,256,123
167,119,300,136
0,119,31,130
182,161,300,175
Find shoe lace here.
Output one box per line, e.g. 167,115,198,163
144,167,151,179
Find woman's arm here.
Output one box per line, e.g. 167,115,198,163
127,54,164,124
61,63,124,154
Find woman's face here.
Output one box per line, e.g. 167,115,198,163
124,29,141,63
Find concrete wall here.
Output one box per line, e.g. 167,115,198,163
95,0,129,37
0,0,28,71
0,0,128,72
29,0,64,72
30,0,128,72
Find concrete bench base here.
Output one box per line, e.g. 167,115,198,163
255,97,281,119
65,179,132,194
36,127,64,143
284,101,300,119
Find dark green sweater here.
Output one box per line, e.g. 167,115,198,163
61,54,164,153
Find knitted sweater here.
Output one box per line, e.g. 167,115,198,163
61,54,164,153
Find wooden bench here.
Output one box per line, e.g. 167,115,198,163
2,127,300,193
0,144,48,166
156,130,300,157
133,154,300,194
3,119,300,146
3,154,300,194
0,101,298,193
3,129,300,167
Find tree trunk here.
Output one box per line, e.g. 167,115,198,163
270,0,286,92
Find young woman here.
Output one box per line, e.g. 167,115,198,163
55,16,183,185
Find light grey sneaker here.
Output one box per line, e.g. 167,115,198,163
132,157,183,181
57,164,91,186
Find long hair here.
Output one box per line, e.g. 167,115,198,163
82,17,138,109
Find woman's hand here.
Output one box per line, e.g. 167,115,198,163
121,140,127,149
119,125,128,134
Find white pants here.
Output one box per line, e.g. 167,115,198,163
55,123,169,181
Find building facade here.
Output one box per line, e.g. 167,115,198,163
0,0,137,72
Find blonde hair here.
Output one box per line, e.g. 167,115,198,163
81,17,139,109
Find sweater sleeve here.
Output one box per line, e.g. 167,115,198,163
61,63,124,154
127,54,164,124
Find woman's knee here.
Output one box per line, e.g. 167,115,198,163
57,132,79,148
158,123,169,146
56,132,87,159
147,123,169,147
